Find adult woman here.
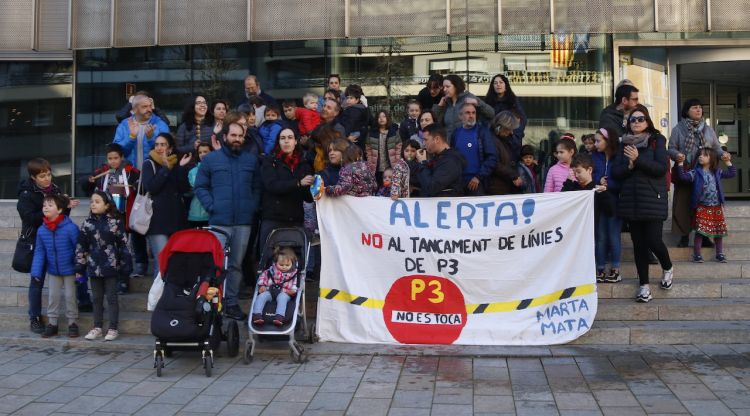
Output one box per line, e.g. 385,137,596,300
259,128,314,249
486,111,524,195
212,99,229,136
321,139,349,187
611,105,673,303
416,74,444,111
409,110,436,147
485,74,527,140
365,111,402,182
433,74,494,139
140,133,191,277
668,99,726,247
175,95,214,155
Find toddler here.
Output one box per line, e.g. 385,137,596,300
252,247,298,327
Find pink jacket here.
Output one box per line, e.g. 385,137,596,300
544,162,572,193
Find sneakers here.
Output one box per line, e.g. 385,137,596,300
716,253,727,263
660,268,674,290
104,329,118,341
68,323,79,338
42,324,59,338
692,254,704,263
30,317,44,334
272,314,285,327
636,285,652,303
252,313,265,326
223,305,248,321
596,271,605,283
603,269,622,283
85,327,103,340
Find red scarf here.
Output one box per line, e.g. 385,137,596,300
43,215,65,231
275,148,300,172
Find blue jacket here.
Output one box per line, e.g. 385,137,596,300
31,216,79,279
259,119,285,155
677,165,737,210
113,115,170,166
194,146,262,226
450,124,497,180
592,151,619,193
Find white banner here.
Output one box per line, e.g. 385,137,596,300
316,191,597,345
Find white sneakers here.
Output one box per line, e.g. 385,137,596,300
660,268,674,290
84,327,118,341
636,285,652,303
635,268,674,303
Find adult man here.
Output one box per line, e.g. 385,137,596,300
599,84,639,136
415,124,466,197
115,90,170,126
113,94,170,170
450,103,497,195
239,75,277,109
313,99,347,139
194,122,262,321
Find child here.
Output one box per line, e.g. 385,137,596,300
399,100,422,142
402,139,422,197
76,191,132,341
592,127,622,282
323,145,377,197
259,106,285,155
544,134,576,192
580,134,595,155
188,143,212,227
18,158,83,334
296,93,322,137
282,100,297,124
377,167,394,197
676,147,736,263
31,194,80,338
341,85,370,151
517,145,541,193
252,247,298,327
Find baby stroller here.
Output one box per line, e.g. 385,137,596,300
151,228,240,377
244,227,311,364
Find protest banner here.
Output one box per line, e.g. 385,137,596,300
316,191,597,345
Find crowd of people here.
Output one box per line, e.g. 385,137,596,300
16,72,735,338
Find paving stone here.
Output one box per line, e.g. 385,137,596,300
319,376,361,393
0,394,35,413
512,384,554,401
515,400,559,416
666,382,718,401
11,402,63,416
473,379,512,396
354,381,396,399
509,371,549,386
387,408,431,416
182,394,232,413
153,387,203,404
553,392,599,410
397,375,435,391
430,403,474,416
218,404,264,416
698,375,748,391
714,389,750,409
306,392,353,411
36,386,90,403
681,400,735,416
433,386,473,405
133,403,183,416
230,387,278,406
599,407,646,416
392,390,434,408
592,390,640,407
286,371,327,387
100,394,153,414
0,373,40,389
473,394,515,413
248,374,291,388
55,395,112,414
274,385,318,403
62,371,113,388
635,394,688,414
346,397,391,416
86,380,135,397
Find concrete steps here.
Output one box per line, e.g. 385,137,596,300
597,279,750,299
0,306,152,335
574,320,750,345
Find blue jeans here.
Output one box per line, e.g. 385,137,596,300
252,290,291,317
596,214,622,271
147,234,169,279
131,232,149,266
211,225,251,307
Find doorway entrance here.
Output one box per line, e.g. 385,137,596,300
679,61,750,197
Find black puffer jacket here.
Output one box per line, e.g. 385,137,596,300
75,214,133,278
140,158,190,236
611,133,669,221
416,147,467,197
16,179,69,238
260,153,314,223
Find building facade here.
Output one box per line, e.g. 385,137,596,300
1,0,749,198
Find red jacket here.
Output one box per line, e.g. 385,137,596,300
295,108,321,136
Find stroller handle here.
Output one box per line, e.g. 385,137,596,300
200,226,231,239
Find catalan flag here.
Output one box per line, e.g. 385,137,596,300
550,33,574,68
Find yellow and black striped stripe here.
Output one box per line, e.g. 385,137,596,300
319,283,595,314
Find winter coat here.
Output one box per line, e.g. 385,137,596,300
320,165,341,187
75,214,132,278
449,124,498,181
16,180,69,240
295,108,321,136
245,127,265,157
399,117,419,142
79,163,140,230
113,115,170,166
325,161,377,197
592,151,619,193
598,104,626,137
611,133,669,221
417,87,443,112
115,102,171,126
140,157,190,235
31,216,79,278
261,153,314,223
390,159,411,198
194,145,262,226
488,97,527,140
257,265,298,292
416,148,467,197
544,162,573,193
405,159,422,197
486,135,520,196
238,91,277,109
516,163,540,194
676,165,737,209
175,121,214,155
259,119,285,155
341,103,370,152
668,121,723,165
432,92,494,139
365,125,402,174
188,163,209,222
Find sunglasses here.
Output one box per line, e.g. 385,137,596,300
629,116,647,123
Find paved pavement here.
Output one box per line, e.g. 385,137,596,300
0,342,748,416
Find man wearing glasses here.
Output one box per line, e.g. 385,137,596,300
599,82,640,137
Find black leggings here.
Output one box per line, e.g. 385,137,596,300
628,220,672,285
91,276,118,330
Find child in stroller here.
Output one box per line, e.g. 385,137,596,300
252,247,298,327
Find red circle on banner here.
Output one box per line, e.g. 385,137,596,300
383,275,467,344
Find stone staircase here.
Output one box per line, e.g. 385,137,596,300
0,201,747,345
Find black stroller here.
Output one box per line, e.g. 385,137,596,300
150,228,240,377
244,227,312,363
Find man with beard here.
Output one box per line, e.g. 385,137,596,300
113,94,169,170
449,103,497,196
194,122,262,321
238,75,277,109
416,124,466,197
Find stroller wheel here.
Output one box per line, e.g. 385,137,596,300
154,352,164,377
202,350,213,377
308,323,317,344
243,339,254,365
226,320,240,358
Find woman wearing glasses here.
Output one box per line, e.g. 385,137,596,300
612,104,674,303
175,95,214,156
